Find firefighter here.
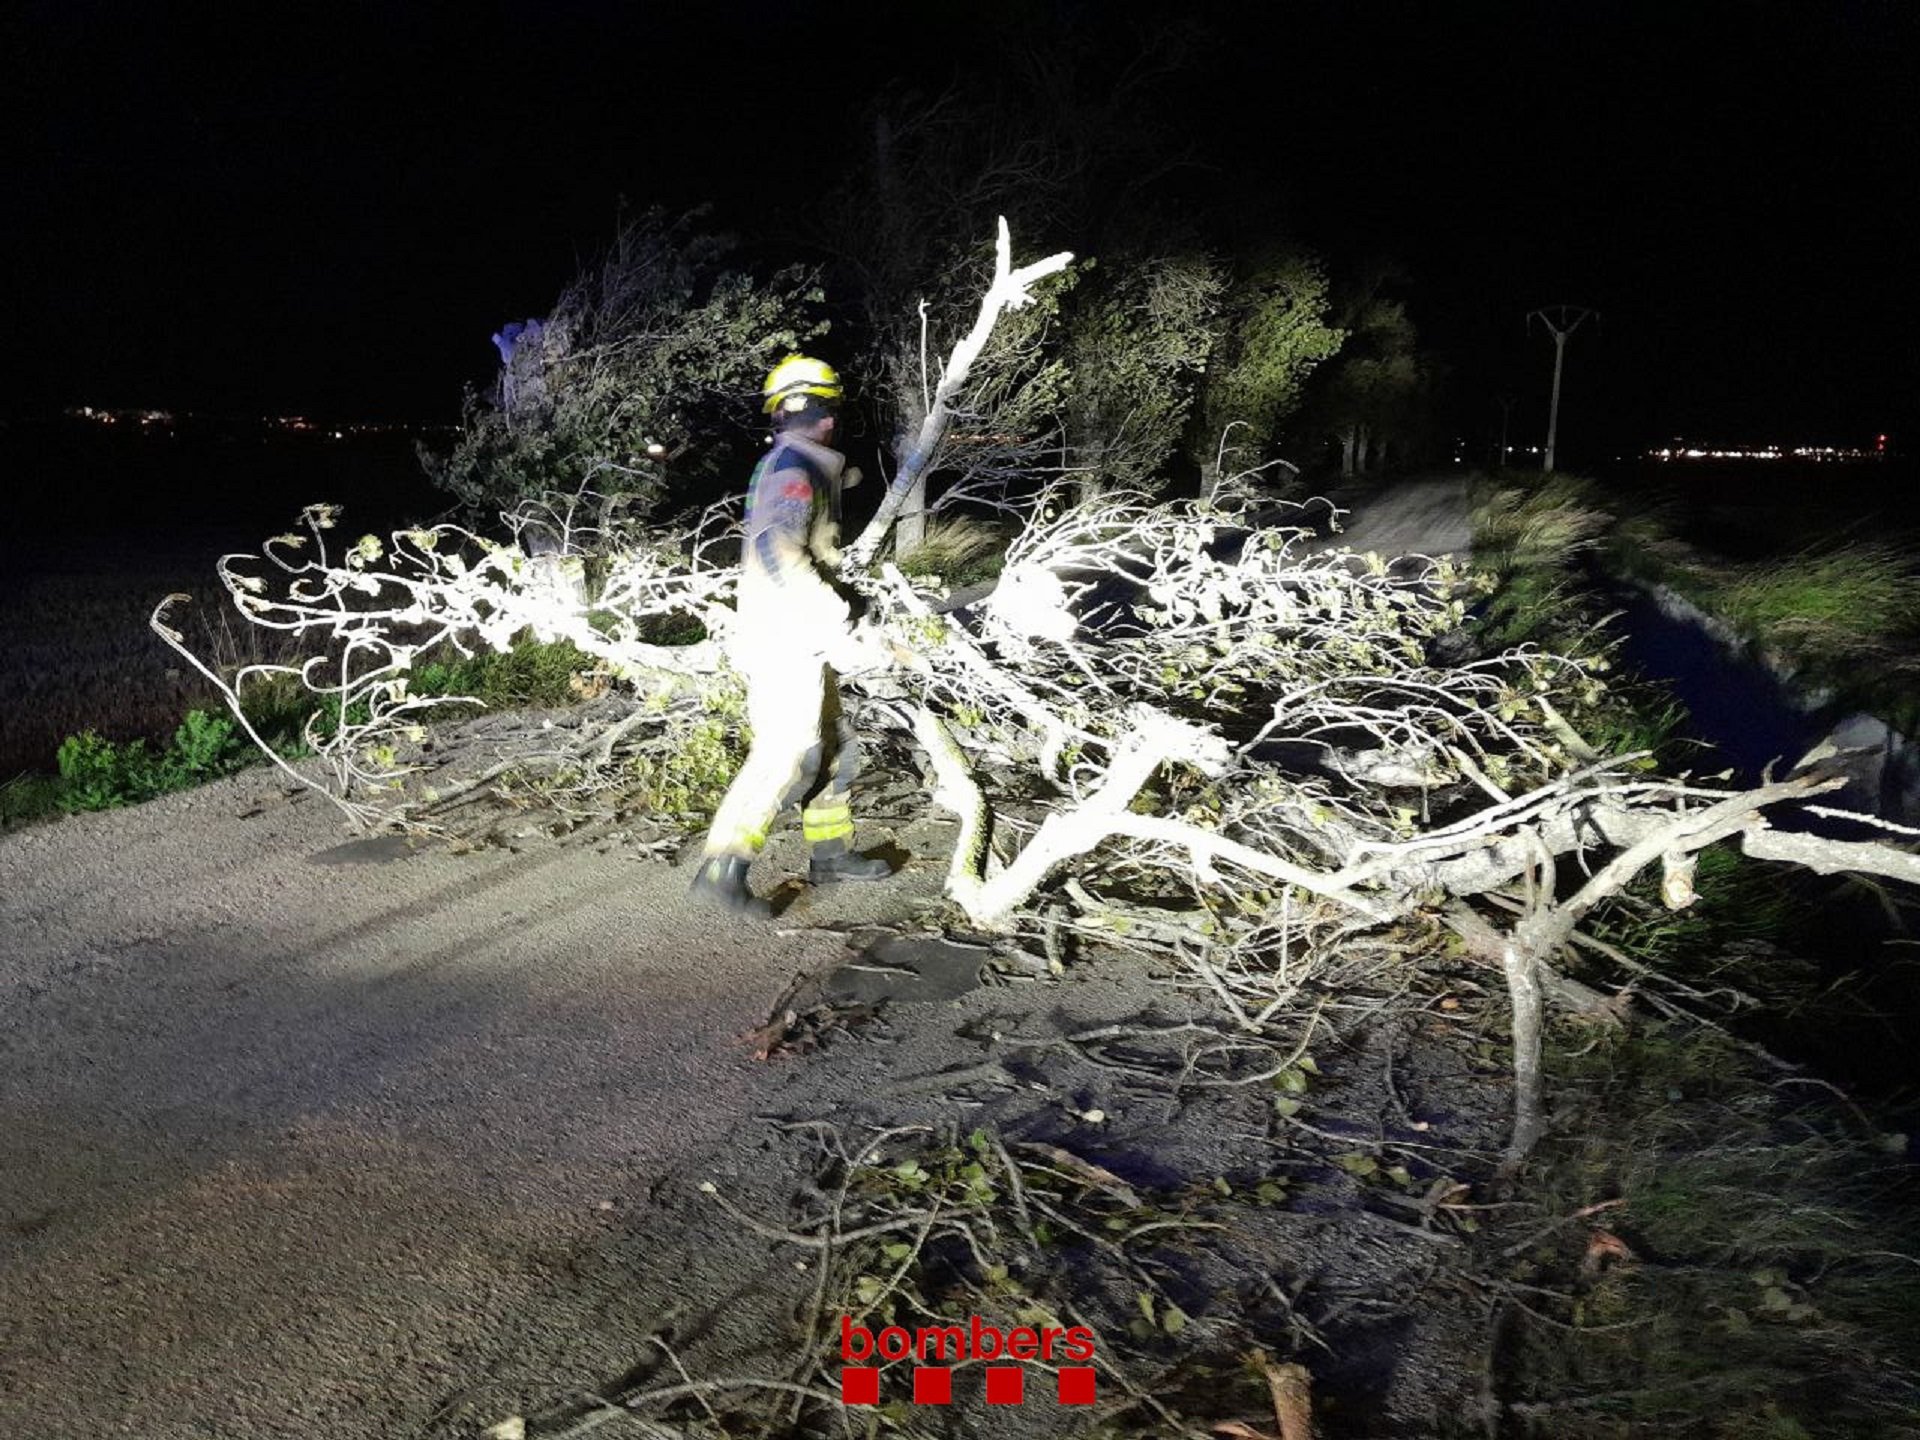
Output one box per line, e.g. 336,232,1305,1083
690,355,896,916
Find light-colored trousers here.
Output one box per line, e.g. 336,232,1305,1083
703,654,859,860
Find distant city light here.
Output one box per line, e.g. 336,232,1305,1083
66,404,174,428
1646,440,1886,462
62,405,455,438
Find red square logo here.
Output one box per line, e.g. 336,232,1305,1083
913,1367,952,1404
985,1365,1024,1404
1058,1367,1097,1405
841,1367,879,1405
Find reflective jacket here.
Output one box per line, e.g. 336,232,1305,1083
734,431,856,669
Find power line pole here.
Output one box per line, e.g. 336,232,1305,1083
1528,305,1594,472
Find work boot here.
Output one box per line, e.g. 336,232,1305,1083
689,854,772,918
808,839,893,885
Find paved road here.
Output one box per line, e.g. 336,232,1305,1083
1316,476,1473,561
0,765,921,1437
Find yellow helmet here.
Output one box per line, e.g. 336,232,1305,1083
762,354,842,415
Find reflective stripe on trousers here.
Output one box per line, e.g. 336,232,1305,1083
703,657,859,859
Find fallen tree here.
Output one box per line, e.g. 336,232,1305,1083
156,221,1920,1171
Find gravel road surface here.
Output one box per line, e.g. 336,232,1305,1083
1,764,880,1437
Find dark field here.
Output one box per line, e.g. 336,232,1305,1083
1596,454,1918,557
0,424,443,778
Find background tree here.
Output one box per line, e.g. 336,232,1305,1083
1052,253,1226,496
807,17,1207,550
1310,263,1435,477
1188,246,1346,493
426,208,825,523
807,85,1083,554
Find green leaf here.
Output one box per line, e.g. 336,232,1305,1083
1211,1177,1233,1197
1136,1292,1156,1324
1255,1180,1289,1205
1333,1153,1379,1178
1271,1096,1302,1118
1161,1304,1188,1334
881,1242,912,1264
1385,1165,1413,1188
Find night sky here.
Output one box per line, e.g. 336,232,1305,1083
8,0,1914,455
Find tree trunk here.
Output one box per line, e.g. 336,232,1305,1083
1499,937,1547,1169
1356,425,1371,474
1198,457,1221,503
1340,427,1357,478
893,471,928,556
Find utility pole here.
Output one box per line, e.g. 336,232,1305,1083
1528,305,1594,472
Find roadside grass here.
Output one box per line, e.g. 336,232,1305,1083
1677,542,1920,716
1471,472,1613,581
1585,843,1805,975
1468,469,1920,730
3,631,601,829
1500,1022,1920,1438
1466,472,1694,769
893,515,1011,587
1464,476,1920,1434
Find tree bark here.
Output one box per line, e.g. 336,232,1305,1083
1500,936,1547,1170
893,471,928,557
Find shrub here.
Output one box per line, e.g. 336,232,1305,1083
413,634,592,709
54,730,139,811
53,707,250,813
894,517,1010,586
618,682,750,825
